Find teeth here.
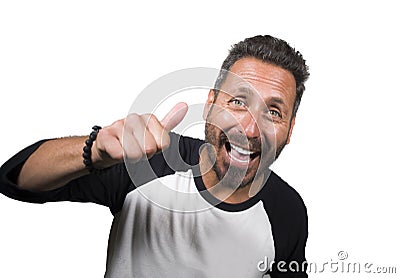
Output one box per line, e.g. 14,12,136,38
230,144,254,156
230,154,249,163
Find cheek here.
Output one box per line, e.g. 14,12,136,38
259,121,277,138
258,123,290,155
273,125,291,144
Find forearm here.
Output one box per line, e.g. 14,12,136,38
16,103,188,192
17,136,90,191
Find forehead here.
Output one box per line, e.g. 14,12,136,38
224,57,296,105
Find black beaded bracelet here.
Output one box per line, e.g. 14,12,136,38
83,125,102,172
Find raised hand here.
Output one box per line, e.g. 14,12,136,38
93,102,188,169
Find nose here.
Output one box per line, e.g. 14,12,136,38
240,111,260,138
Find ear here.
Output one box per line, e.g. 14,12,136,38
285,116,296,145
203,89,215,120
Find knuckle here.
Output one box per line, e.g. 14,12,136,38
106,144,124,161
141,113,158,128
116,152,124,161
126,113,141,123
124,148,142,162
144,142,157,155
160,135,170,149
147,114,158,122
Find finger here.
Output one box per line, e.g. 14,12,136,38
128,114,158,158
123,133,145,163
142,114,170,151
124,114,148,162
142,126,158,158
160,102,188,132
101,135,124,161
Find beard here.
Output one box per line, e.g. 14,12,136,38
204,122,269,190
274,140,286,160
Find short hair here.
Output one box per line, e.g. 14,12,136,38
214,35,310,116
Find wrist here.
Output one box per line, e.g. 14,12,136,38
82,125,102,172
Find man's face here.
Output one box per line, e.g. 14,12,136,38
204,57,297,189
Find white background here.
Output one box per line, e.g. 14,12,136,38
1,0,399,277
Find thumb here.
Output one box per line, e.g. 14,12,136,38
160,102,188,131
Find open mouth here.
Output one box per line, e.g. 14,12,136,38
224,141,260,164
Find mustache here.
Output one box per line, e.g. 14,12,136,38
219,132,262,152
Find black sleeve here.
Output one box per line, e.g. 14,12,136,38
0,132,203,215
262,172,309,278
0,138,134,215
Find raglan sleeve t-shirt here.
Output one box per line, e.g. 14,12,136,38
0,132,308,277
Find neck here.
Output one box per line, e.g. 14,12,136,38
199,147,264,204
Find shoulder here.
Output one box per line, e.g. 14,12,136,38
166,132,204,166
260,172,308,263
262,171,307,215
259,171,308,242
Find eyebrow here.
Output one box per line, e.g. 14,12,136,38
269,97,285,106
236,85,255,96
237,87,286,106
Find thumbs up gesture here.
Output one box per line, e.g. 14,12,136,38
93,102,188,169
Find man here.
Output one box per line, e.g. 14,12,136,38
0,35,309,277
